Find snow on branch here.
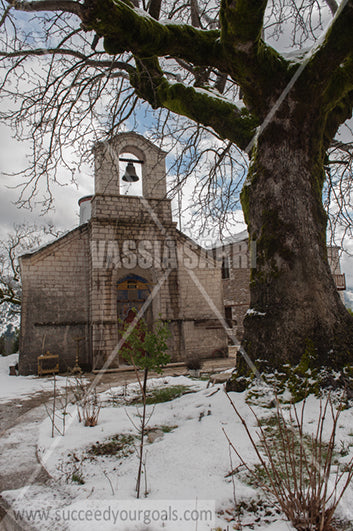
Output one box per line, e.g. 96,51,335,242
82,0,226,71
305,0,353,89
131,57,257,150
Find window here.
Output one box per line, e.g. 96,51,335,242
222,256,230,279
225,306,233,328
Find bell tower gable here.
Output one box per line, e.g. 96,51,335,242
92,132,167,199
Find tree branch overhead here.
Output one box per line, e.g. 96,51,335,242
8,0,83,15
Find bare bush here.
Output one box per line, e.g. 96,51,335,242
78,390,101,427
69,372,89,423
224,392,353,530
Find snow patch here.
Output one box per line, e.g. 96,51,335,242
246,308,266,317
0,354,78,404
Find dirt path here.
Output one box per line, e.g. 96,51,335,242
0,403,51,531
0,358,235,530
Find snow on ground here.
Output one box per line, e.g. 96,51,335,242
0,354,77,403
38,376,259,503
2,373,353,530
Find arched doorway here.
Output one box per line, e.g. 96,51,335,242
116,274,152,363
117,274,151,319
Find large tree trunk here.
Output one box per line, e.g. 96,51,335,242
240,99,353,371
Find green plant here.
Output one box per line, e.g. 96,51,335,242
0,327,19,355
44,374,71,437
224,392,353,531
12,327,20,353
220,498,280,528
69,372,102,427
71,472,85,485
119,314,171,376
60,452,85,485
78,389,101,427
119,313,171,498
338,440,351,458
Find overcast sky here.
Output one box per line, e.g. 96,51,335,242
0,123,93,237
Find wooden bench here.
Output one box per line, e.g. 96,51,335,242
37,352,59,376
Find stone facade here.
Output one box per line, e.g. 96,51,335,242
20,226,91,374
19,133,227,374
212,232,251,341
214,232,346,341
327,246,346,298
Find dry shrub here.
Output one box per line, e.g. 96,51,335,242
224,392,353,530
79,390,101,427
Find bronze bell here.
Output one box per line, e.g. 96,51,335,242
122,162,139,182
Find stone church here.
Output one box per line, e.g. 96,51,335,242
19,133,228,374
18,132,347,374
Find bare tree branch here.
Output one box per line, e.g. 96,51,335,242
7,0,83,16
0,46,134,73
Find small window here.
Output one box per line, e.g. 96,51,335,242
225,306,233,328
222,256,230,279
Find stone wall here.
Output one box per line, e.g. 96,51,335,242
176,235,227,359
19,225,90,374
88,174,181,368
87,220,228,368
215,238,251,340
88,131,227,367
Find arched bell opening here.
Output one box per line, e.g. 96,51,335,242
119,151,143,197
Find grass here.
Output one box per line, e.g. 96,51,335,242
144,385,194,404
217,498,281,528
160,424,178,433
89,434,135,458
146,424,178,434
195,374,211,382
243,413,337,488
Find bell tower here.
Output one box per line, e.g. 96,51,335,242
92,132,167,199
89,132,175,370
